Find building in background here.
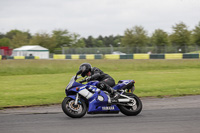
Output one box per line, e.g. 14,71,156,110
12,45,49,59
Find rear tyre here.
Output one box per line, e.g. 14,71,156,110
62,97,87,118
118,93,142,116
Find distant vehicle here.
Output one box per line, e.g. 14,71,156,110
0,46,12,59
112,51,126,55
0,46,12,56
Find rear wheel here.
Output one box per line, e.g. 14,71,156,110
62,97,87,118
118,93,142,116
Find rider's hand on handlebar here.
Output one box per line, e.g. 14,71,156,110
79,79,85,83
85,76,91,82
79,76,91,83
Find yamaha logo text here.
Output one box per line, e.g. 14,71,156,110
102,106,115,110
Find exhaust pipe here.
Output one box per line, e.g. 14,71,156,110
118,99,131,102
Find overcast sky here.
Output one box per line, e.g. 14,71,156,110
0,0,200,37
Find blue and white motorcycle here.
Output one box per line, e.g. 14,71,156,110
62,72,142,118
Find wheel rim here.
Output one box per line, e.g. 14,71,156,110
126,98,139,111
66,100,83,114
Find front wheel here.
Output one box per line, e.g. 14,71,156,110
62,97,87,118
118,93,142,116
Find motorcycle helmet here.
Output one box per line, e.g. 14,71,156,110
79,63,92,77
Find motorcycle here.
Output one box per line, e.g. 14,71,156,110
62,71,142,118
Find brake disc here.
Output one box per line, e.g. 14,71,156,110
68,100,81,111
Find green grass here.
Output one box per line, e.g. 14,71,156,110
0,59,200,108
190,51,200,53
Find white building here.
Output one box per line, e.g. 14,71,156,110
12,45,49,59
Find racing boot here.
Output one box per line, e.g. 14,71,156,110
107,86,120,100
97,82,120,100
112,90,120,100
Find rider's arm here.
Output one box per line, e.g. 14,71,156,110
89,67,101,81
90,73,101,80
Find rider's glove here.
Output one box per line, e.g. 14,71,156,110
85,76,91,82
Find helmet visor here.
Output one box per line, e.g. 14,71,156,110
79,65,87,77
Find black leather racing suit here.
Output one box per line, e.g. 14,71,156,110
88,67,115,94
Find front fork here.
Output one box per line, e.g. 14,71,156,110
74,93,79,106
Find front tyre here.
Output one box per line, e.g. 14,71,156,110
118,93,142,116
62,97,87,118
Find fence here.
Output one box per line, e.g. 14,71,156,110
1,54,199,60
54,45,200,54
0,56,39,60
52,53,200,60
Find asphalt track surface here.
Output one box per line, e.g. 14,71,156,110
0,95,200,133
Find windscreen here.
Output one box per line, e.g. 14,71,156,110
66,76,76,90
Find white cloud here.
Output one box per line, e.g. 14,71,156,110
0,0,200,37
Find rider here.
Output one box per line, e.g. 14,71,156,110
78,63,119,99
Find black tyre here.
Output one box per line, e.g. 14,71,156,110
62,97,87,118
118,93,142,116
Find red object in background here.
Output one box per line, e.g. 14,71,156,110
0,46,12,56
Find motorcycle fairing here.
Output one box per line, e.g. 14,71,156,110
113,80,135,90
87,89,120,113
65,81,84,95
67,95,76,100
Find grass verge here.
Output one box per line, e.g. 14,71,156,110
0,59,200,108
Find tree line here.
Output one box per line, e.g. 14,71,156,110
0,21,200,53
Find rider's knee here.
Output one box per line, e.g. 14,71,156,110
97,82,106,90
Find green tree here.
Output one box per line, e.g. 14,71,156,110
103,35,121,47
52,29,72,48
6,30,21,40
191,22,200,46
91,35,103,47
0,38,11,47
6,30,31,40
29,32,56,52
113,35,122,47
122,26,148,47
103,36,113,47
83,35,122,47
95,40,104,47
170,22,191,46
151,29,169,46
150,29,170,53
84,36,96,47
169,22,191,53
11,32,30,48
0,33,5,39
70,33,85,48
